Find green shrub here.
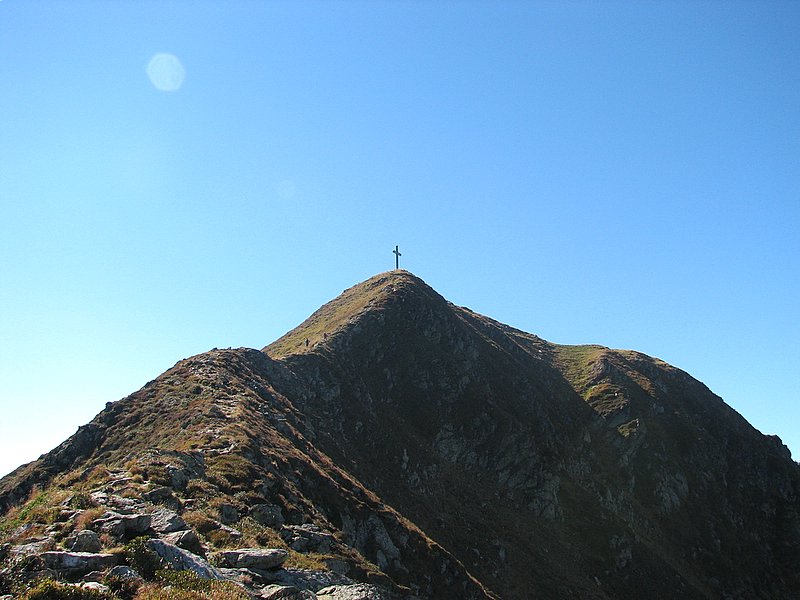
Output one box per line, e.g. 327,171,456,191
155,569,213,592
16,490,62,526
68,492,98,510
123,537,161,580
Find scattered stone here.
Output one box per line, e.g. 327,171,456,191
146,539,223,579
281,524,335,553
96,516,125,538
9,539,54,557
106,565,144,581
217,567,263,584
212,548,288,570
161,528,204,555
82,570,105,582
166,465,189,490
70,530,101,553
317,583,399,600
39,551,117,575
80,581,110,593
149,507,187,533
273,569,353,592
95,512,151,538
260,584,317,599
123,514,152,535
143,486,175,503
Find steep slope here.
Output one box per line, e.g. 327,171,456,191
1,270,798,600
264,271,800,598
0,345,493,599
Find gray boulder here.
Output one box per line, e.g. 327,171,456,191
70,530,101,553
122,513,152,535
273,569,352,592
317,584,399,600
96,512,151,538
106,565,144,581
149,508,186,534
161,529,204,555
10,539,55,557
145,539,223,579
39,551,117,575
79,582,110,594
166,465,189,491
260,584,318,599
97,517,125,538
143,486,175,503
281,524,335,553
212,548,288,570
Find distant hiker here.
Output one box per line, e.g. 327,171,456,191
323,333,328,341
305,338,309,348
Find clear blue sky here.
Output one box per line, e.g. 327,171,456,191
1,1,798,477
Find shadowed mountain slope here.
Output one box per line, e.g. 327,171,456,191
1,271,798,599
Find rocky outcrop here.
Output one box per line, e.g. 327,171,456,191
149,507,187,533
161,528,203,554
317,584,401,600
213,548,288,570
67,530,101,553
281,525,335,553
145,539,222,579
261,586,318,600
39,551,117,576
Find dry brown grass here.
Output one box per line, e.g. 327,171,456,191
134,584,248,600
75,506,107,532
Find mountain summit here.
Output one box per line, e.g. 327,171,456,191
1,271,798,599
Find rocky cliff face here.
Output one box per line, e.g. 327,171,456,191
1,271,798,599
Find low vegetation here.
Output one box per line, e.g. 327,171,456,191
20,580,111,600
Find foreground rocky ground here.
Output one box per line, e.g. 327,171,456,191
1,476,410,600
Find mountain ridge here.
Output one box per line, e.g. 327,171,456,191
1,270,798,599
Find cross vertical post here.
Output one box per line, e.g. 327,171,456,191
393,245,402,270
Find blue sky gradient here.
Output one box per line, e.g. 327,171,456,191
1,1,798,476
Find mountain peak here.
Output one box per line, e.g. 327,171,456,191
265,270,444,358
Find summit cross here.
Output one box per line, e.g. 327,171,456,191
393,245,402,270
